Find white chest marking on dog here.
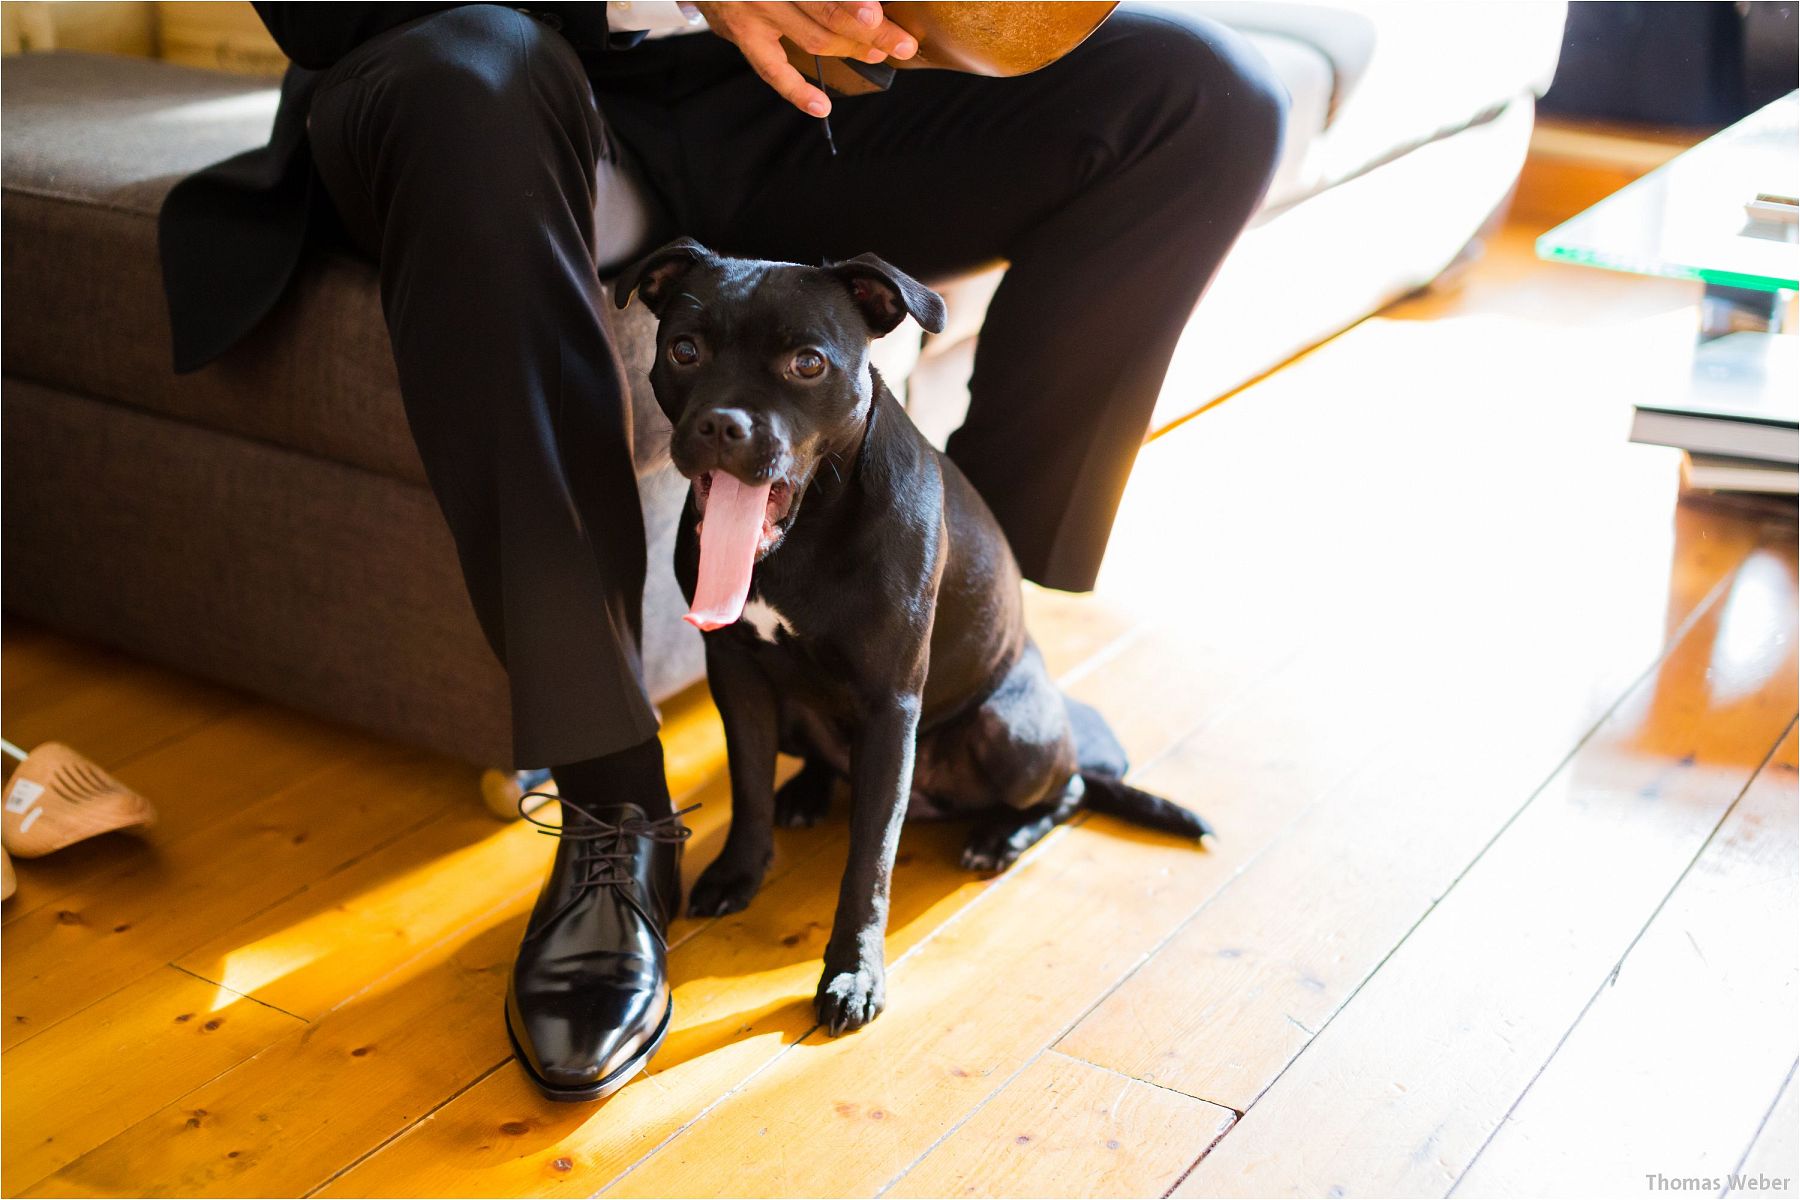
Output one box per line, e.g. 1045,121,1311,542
742,598,795,643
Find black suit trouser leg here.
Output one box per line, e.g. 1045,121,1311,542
307,5,658,768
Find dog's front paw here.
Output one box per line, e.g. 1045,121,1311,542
688,857,766,918
815,960,885,1035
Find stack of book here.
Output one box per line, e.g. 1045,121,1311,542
1631,332,1797,495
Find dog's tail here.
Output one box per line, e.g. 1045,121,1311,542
1065,693,1130,779
1064,693,1212,840
1078,771,1214,841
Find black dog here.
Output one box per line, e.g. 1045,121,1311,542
617,239,1210,1035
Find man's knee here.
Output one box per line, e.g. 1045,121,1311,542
361,5,595,143
1104,10,1288,177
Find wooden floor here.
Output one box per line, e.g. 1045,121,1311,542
5,204,1797,1198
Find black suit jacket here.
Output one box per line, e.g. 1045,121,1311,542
158,3,631,373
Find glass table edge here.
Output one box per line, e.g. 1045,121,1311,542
1534,234,1800,294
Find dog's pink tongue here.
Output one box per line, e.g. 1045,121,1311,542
686,474,772,631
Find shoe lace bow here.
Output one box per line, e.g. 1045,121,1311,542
520,792,699,938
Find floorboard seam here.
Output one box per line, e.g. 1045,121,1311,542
1448,714,1794,1198
314,886,542,1019
1045,1048,1245,1114
18,966,316,1196
1724,1058,1799,1197
212,792,459,936
1053,622,1144,690
589,1040,805,1199
304,1057,512,1198
106,707,235,776
166,962,311,1024
872,1044,1061,1198
1162,1115,1238,1199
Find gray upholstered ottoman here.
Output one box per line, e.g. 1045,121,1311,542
1,52,703,769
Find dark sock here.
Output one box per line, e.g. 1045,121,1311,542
551,735,673,819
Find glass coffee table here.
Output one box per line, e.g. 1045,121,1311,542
1538,93,1798,475
1538,91,1798,333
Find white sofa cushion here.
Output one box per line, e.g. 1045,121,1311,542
1238,30,1334,209
1155,1,1565,205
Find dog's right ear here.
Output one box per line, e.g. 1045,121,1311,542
614,237,712,315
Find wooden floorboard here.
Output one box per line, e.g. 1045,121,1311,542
883,1052,1236,1199
0,636,237,774
1056,516,1771,1115
1,966,305,1195
6,211,1796,1198
0,704,358,926
2,747,472,1053
1452,725,1799,1197
1173,539,1797,1197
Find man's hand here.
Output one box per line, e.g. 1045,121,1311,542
693,3,916,117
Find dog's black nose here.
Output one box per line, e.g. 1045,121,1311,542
693,407,753,445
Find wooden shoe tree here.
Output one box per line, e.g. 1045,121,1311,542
1,738,157,858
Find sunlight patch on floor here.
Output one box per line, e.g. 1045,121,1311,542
201,820,544,1011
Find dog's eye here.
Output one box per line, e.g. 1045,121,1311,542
791,349,827,379
669,337,700,366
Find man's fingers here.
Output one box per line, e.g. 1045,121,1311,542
797,2,917,60
697,2,916,114
764,7,877,59
741,35,832,116
815,1,882,30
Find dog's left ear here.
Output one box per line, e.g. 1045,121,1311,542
615,237,712,315
827,254,947,337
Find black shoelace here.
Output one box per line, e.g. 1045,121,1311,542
520,793,699,939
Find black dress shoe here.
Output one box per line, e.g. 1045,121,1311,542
506,795,693,1102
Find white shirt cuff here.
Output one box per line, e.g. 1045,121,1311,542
608,1,704,35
